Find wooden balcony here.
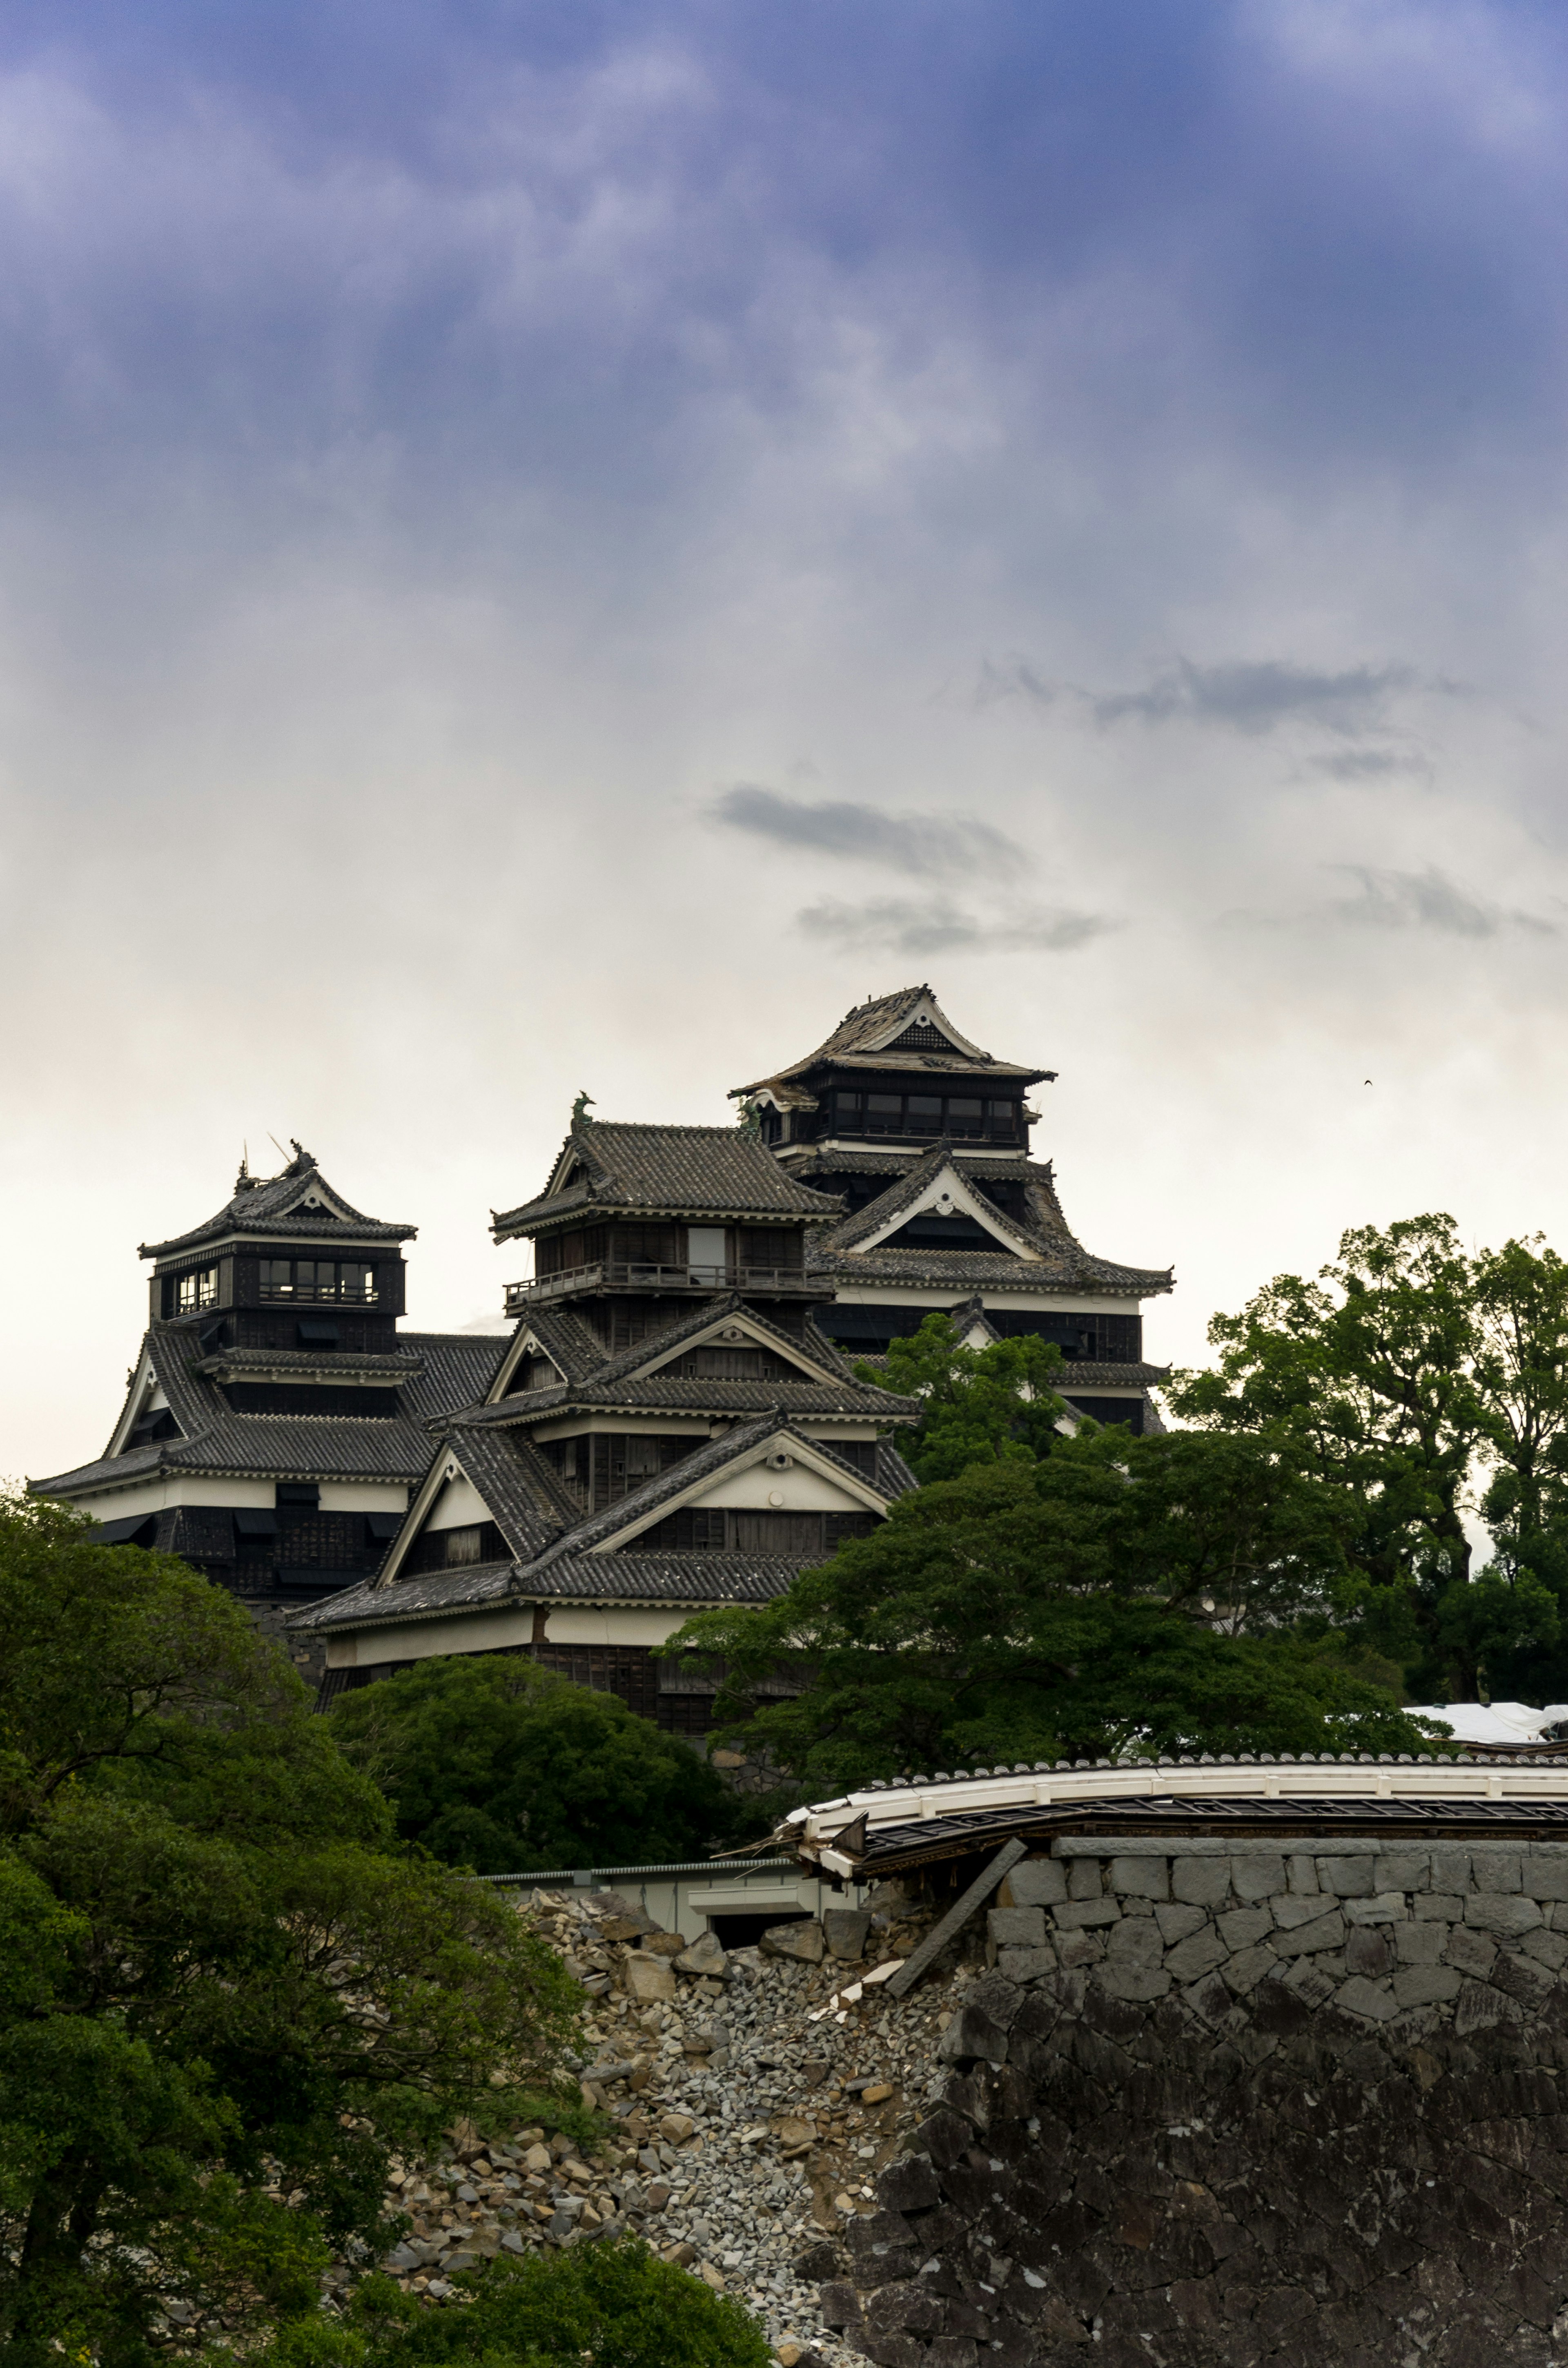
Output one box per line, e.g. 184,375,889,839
504,1261,816,1316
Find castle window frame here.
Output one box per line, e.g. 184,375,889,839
175,1268,218,1313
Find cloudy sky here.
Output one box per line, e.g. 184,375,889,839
7,0,1568,1478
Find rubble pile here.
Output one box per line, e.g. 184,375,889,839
332,1873,995,2364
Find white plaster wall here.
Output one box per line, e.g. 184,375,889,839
320,1482,409,1512
693,1462,869,1510
64,1474,280,1518
325,1601,688,1667
425,1477,492,1531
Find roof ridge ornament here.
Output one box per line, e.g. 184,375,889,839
571,1091,596,1124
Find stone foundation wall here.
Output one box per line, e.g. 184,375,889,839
820,1836,1568,2368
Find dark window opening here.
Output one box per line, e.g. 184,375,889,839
126,1407,181,1449
173,1267,218,1314
629,1507,878,1554
404,1518,511,1575
259,1259,378,1304
92,1513,159,1549
905,1096,944,1136
224,1383,401,1417
708,1910,812,1949
880,1213,996,1251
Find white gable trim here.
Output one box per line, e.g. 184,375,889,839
375,1445,497,1588
862,991,986,1060
855,1162,1039,1260
630,1309,840,1386
105,1347,176,1460
598,1428,886,1550
488,1324,566,1403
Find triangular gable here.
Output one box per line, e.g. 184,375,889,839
859,988,987,1060
596,1425,886,1551
488,1324,568,1402
853,1159,1041,1260
104,1346,179,1460
374,1445,503,1589
627,1305,846,1388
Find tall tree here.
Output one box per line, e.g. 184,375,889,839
1167,1214,1483,1682
670,1439,1429,1797
327,1654,762,1873
0,1494,578,2366
857,1313,1066,1482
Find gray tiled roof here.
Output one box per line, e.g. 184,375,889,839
30,1322,508,1498
140,1147,416,1258
490,1119,845,1238
287,1549,809,1634
808,1144,1173,1298
524,1412,829,1563
456,1293,919,1433
1058,1365,1171,1391
496,1304,612,1389
194,1348,426,1383
734,984,1046,1092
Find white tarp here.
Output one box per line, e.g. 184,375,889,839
1407,1700,1568,1746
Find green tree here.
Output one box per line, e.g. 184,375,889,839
1167,1214,1483,1684
261,2242,771,2368
669,1444,1431,1795
857,1313,1066,1481
328,1654,760,1873
0,1493,579,2366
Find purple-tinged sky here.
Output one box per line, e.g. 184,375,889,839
7,0,1568,1474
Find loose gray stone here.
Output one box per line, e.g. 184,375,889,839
938,2007,1009,2065
1171,1859,1231,1907
1109,1857,1169,1900
760,1921,825,1964
1470,1851,1522,1894
1463,1895,1542,1938
1271,1910,1346,1957
1454,1980,1516,2036
1285,1853,1320,1895
1282,1958,1338,2007
1413,1894,1464,1922
1230,1856,1286,1902
822,1911,871,1962
1520,1929,1568,1970
674,1931,729,1976
1217,1907,1273,1952
1431,1849,1472,1893
1524,1859,1568,1902
1317,1857,1376,1897
1067,1860,1104,1902
1155,1902,1210,1945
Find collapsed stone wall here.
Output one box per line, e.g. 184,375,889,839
820,1837,1568,2368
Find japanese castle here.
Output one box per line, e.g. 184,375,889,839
32,986,1172,1716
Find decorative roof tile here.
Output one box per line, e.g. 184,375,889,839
734,984,1049,1094
140,1145,416,1259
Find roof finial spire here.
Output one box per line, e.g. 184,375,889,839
571,1090,596,1124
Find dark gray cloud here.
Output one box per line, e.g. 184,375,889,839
1329,865,1555,938
981,654,1420,738
711,785,1028,880
796,896,1115,958
1305,748,1432,783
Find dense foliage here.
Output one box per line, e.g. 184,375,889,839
327,1654,763,1872
673,1219,1568,1785
0,1494,580,2367
672,1433,1431,1794
264,2243,771,2368
1168,1216,1568,1701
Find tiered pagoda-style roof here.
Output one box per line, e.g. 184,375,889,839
31,1148,505,1635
